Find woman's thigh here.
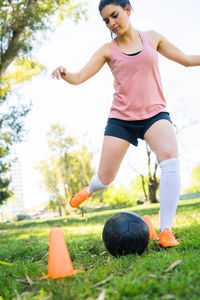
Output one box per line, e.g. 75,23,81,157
144,119,178,163
98,136,130,184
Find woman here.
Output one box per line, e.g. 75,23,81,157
51,0,200,247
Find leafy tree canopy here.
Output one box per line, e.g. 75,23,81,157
0,0,87,93
38,124,94,216
190,163,200,192
0,0,87,206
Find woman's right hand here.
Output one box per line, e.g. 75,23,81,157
51,66,68,80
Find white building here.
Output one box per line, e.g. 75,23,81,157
1,157,25,220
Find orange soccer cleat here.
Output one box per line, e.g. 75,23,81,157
159,228,180,247
70,186,91,208
142,215,158,240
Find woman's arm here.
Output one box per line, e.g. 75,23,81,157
148,30,200,67
51,43,110,85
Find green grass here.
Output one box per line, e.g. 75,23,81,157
0,198,200,300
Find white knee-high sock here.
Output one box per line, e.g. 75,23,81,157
87,174,111,195
159,158,181,232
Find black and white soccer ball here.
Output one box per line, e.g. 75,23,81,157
102,211,149,256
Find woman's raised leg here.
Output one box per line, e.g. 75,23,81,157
70,136,130,207
97,136,130,185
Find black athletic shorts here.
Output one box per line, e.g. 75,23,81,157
104,112,172,146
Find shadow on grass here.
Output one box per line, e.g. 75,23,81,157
0,206,159,231
0,198,199,232
177,199,200,212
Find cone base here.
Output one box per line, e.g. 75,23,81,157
39,269,82,280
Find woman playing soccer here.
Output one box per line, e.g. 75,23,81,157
51,0,200,247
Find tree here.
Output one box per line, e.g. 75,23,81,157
0,0,87,205
39,155,68,216
0,101,30,205
0,161,11,205
0,0,87,102
189,163,200,193
128,143,159,204
146,143,159,203
38,124,94,216
128,162,148,202
0,0,87,81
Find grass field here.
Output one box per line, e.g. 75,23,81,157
0,198,200,300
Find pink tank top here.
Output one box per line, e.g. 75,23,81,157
109,30,167,120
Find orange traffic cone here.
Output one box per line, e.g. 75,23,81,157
40,227,82,280
142,215,158,240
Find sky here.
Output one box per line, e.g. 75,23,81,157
11,0,200,209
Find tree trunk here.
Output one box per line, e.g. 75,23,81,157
140,174,148,202
128,162,148,202
148,176,159,203
146,143,159,203
58,201,62,217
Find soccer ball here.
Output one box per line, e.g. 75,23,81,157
102,211,149,256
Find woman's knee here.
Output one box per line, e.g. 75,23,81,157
98,170,115,185
157,150,179,163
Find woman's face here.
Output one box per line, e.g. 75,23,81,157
100,4,131,36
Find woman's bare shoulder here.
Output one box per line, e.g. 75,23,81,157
144,30,162,49
101,42,112,60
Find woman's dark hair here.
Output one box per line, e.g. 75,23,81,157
98,0,132,13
